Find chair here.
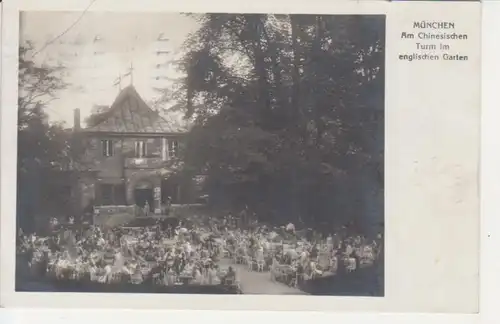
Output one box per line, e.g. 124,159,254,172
307,262,320,280
234,254,242,264
112,272,124,283
152,273,161,285
256,260,265,272
270,258,280,280
96,271,109,283
289,273,299,288
234,279,241,291
329,256,338,272
69,269,78,280
274,266,286,282
346,258,356,273
302,272,312,281
282,266,294,284
242,255,251,266
270,266,277,281
89,269,99,282
246,258,254,271
130,272,143,284
166,272,176,286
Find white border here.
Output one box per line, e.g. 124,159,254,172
0,0,487,320
0,310,483,324
479,1,499,324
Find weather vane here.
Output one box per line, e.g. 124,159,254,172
113,73,122,91
123,62,134,85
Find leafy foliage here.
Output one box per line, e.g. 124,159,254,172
18,42,71,173
84,105,110,128
172,14,385,233
17,42,72,231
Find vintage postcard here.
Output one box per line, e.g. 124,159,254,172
0,0,480,313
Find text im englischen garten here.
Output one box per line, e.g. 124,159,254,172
398,21,469,62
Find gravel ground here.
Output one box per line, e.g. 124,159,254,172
217,258,307,295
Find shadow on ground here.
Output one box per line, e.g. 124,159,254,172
16,277,241,294
300,262,384,296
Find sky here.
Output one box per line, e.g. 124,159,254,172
20,11,200,127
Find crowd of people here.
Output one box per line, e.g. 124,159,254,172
16,212,382,293
228,222,382,288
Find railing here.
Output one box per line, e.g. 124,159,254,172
124,157,166,169
94,205,135,215
93,205,136,227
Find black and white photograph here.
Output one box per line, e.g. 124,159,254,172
15,11,385,296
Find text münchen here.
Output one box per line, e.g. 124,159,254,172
413,21,455,29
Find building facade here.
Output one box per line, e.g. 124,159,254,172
72,85,192,216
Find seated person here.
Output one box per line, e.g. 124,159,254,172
206,265,218,285
222,266,236,285
193,266,203,284
121,262,132,282
183,260,195,275
296,262,305,283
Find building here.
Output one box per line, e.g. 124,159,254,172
72,85,195,217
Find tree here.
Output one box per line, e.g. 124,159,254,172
84,105,110,128
18,42,70,171
168,14,385,234
17,42,70,232
18,42,66,127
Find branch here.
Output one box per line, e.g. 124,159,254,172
225,24,255,64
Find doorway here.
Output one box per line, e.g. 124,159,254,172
134,189,154,211
161,177,180,204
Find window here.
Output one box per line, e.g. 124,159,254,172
162,138,180,160
101,184,114,205
99,184,126,206
168,139,179,158
102,140,113,157
162,138,168,161
135,140,147,158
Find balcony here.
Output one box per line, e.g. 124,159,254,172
125,157,167,169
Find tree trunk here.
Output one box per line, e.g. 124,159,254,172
313,16,326,148
246,15,271,124
290,15,302,123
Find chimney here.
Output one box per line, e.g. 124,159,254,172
74,108,81,131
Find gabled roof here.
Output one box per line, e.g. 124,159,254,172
84,85,186,134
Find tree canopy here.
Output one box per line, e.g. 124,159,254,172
171,14,385,233
18,42,72,173
17,42,72,231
